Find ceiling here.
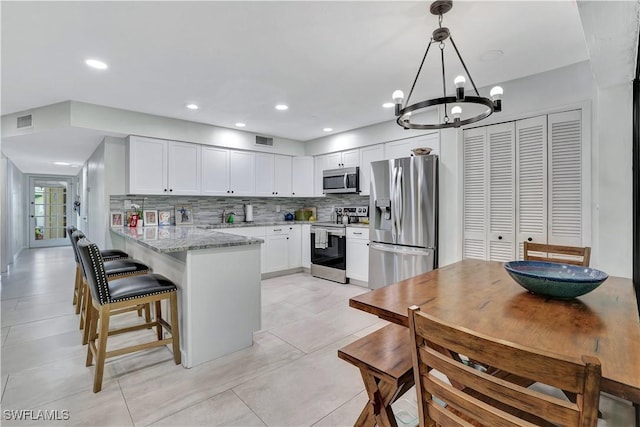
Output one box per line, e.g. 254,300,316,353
1,1,638,175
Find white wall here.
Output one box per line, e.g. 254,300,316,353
1,156,7,273
8,160,27,262
594,82,633,278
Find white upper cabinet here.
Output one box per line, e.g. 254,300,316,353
168,141,201,195
127,136,200,195
359,145,384,196
229,150,255,196
255,153,293,197
323,149,359,169
127,136,168,195
201,146,230,196
291,157,314,197
384,133,439,160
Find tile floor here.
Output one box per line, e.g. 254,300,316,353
1,247,636,426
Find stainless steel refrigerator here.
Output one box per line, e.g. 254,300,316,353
369,155,438,289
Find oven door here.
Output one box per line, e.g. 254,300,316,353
310,227,346,270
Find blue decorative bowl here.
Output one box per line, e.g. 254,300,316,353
504,261,609,299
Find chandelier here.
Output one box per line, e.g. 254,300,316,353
392,0,503,130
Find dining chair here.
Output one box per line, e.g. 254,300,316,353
523,241,591,267
77,239,181,392
67,225,130,312
408,305,601,427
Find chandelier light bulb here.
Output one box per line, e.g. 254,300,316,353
451,106,462,118
454,75,466,88
392,90,404,104
490,86,504,100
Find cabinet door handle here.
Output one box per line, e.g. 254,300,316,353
292,192,295,195
164,189,168,192
169,189,173,192
528,237,533,242
231,190,234,194
274,228,282,232
287,237,289,240
498,235,502,240
353,232,363,235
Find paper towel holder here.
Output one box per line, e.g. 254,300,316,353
244,204,254,223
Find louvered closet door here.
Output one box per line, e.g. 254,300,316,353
516,115,548,258
548,110,582,246
487,123,516,261
463,127,487,259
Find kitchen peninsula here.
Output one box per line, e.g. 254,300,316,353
110,226,262,368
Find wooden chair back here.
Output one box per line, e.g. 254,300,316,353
408,306,601,427
76,239,112,305
523,242,591,266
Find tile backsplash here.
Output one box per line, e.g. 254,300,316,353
109,194,369,225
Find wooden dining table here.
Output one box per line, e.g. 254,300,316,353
350,258,640,424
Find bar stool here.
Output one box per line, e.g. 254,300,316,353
67,226,130,313
77,239,181,393
70,231,151,344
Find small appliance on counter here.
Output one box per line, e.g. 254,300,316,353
284,212,294,221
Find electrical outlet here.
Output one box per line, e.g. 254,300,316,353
276,205,281,212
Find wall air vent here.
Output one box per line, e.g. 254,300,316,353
16,114,33,129
255,135,274,147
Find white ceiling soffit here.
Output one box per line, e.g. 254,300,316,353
577,0,640,89
1,1,588,144
2,127,110,176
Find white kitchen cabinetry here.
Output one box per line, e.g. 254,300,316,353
301,224,311,268
462,111,585,262
346,227,369,284
201,146,230,196
384,133,439,160
127,136,201,195
255,154,292,197
292,157,314,197
265,226,290,273
228,150,255,196
359,145,384,196
287,224,302,268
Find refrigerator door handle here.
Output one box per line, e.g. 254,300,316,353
391,166,398,242
396,166,403,234
370,242,433,255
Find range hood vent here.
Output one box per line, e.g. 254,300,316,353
255,135,274,147
16,114,33,129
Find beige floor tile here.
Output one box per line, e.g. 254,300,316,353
232,336,365,426
2,386,133,427
3,314,80,347
1,300,75,328
260,300,316,331
1,355,97,410
312,391,368,426
269,304,380,354
150,389,266,427
119,331,304,426
1,330,86,375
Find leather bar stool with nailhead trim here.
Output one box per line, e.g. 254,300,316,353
70,231,152,344
77,239,181,393
67,226,130,313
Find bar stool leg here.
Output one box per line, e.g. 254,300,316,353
93,305,111,393
155,301,163,341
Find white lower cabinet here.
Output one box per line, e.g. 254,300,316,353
301,224,311,268
346,227,369,283
287,224,302,268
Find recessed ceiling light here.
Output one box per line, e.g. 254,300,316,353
85,59,108,70
275,104,289,111
382,102,395,108
53,161,70,166
186,104,199,110
235,122,246,128
479,50,504,62
323,128,333,132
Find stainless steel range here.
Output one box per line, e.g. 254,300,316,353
310,206,368,284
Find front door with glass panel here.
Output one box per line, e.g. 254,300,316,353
29,177,73,248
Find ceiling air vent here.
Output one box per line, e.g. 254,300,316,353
16,114,33,129
255,135,274,147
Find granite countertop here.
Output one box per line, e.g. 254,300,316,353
199,220,312,229
110,226,263,254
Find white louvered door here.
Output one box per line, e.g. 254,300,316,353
516,115,548,258
548,110,582,246
487,123,516,261
462,127,487,260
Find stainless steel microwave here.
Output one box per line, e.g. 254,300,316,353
323,167,360,194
